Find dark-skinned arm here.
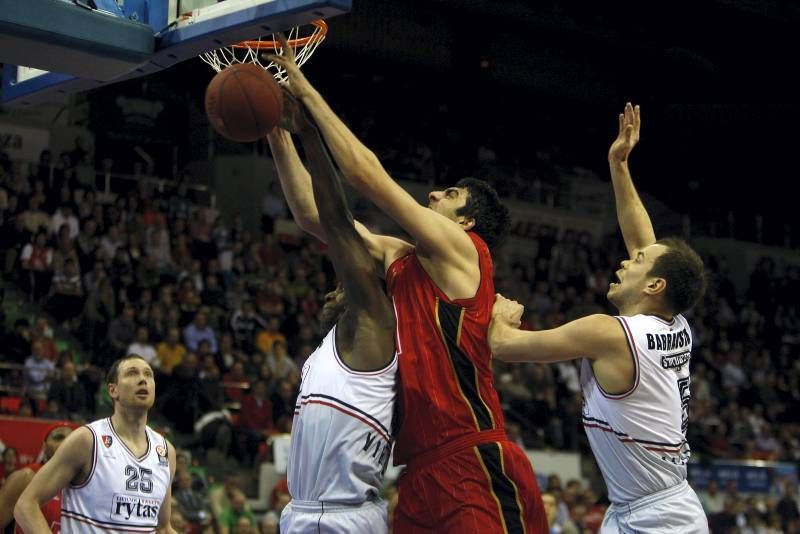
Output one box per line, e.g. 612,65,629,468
295,112,395,371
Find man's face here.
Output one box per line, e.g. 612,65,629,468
109,358,155,410
319,285,346,332
44,426,72,460
541,494,557,527
427,186,470,224
607,243,669,308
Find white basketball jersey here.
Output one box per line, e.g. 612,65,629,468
62,418,171,532
288,324,397,504
581,314,693,504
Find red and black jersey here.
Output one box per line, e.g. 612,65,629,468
387,232,506,464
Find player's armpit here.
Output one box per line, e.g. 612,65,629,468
491,314,628,364
354,221,413,274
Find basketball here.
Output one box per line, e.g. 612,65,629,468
204,63,284,142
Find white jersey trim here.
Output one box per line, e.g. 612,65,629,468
589,316,641,400
331,324,398,376
61,508,157,532
296,393,392,442
70,426,97,489
107,417,151,463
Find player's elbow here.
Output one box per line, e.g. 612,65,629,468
13,496,32,528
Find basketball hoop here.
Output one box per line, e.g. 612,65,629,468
200,20,327,84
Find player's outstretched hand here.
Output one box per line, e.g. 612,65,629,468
608,102,640,164
491,293,524,329
266,33,314,99
278,89,315,134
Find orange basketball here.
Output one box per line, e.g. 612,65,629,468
204,63,284,142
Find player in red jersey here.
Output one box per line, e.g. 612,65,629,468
0,423,74,533
268,38,548,533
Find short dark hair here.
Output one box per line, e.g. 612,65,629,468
106,355,152,385
455,178,511,251
648,237,707,314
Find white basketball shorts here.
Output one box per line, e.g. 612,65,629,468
280,499,388,534
601,480,709,533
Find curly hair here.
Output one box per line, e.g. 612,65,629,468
455,178,512,251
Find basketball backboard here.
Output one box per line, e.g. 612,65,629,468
1,0,351,106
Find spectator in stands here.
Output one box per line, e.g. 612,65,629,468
0,448,19,487
6,318,32,365
541,491,578,534
236,380,274,465
47,257,84,327
20,230,53,302
270,478,291,518
270,379,296,431
99,224,124,260
21,197,50,235
222,362,248,404
217,489,256,534
31,317,57,362
50,204,79,239
105,304,137,362
230,300,266,352
145,214,172,270
259,511,279,534
23,340,56,399
776,482,800,532
47,360,88,419
126,325,159,370
183,309,218,354
156,326,187,375
255,316,286,356
264,341,297,384
172,470,213,529
698,480,725,515
75,219,99,273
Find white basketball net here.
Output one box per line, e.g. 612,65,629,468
200,21,327,85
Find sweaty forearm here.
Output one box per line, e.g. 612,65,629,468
14,497,51,533
300,89,383,193
298,127,353,230
266,129,324,239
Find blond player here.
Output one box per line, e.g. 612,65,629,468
15,355,177,533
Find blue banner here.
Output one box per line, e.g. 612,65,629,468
689,460,797,493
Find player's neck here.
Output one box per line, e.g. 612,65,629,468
618,300,673,320
111,408,148,442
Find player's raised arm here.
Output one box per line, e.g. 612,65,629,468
266,126,325,241
268,94,412,271
14,427,93,533
292,98,395,369
269,37,476,267
608,103,656,258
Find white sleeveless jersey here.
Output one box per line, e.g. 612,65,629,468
62,418,171,532
288,324,397,504
580,314,693,504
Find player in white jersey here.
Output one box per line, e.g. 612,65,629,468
270,94,397,533
488,103,709,533
15,355,177,533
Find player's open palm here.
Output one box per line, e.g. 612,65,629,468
609,102,640,163
266,33,314,99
